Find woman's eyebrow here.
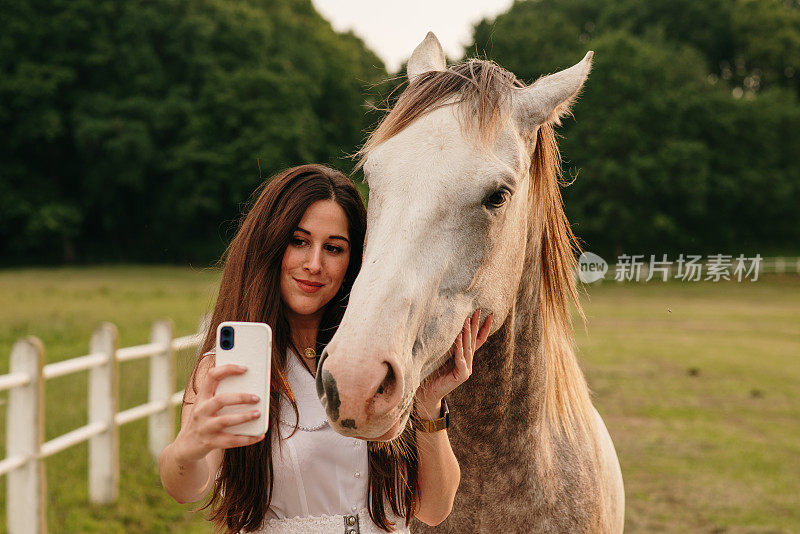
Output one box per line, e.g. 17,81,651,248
296,227,350,245
328,235,350,245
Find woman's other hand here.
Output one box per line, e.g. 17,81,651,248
414,310,493,416
173,364,266,463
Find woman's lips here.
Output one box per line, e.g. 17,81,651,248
294,277,324,293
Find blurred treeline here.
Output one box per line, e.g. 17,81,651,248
2,0,799,265
0,0,386,264
470,0,800,257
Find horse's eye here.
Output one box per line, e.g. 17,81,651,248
484,188,510,209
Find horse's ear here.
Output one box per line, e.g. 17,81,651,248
407,32,446,82
513,51,594,131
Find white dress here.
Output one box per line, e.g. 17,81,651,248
235,350,411,534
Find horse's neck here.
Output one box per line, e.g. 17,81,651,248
450,269,546,447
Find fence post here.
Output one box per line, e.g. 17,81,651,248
88,323,119,504
7,337,46,534
148,319,175,458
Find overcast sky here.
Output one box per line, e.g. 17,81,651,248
310,0,514,73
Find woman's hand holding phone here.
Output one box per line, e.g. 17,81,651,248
174,364,266,463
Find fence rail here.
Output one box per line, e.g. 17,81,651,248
760,256,800,274
1,318,207,534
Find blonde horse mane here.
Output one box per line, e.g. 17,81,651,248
358,58,594,448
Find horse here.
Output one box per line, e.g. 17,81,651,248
316,32,624,532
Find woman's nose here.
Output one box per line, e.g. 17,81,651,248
304,246,323,273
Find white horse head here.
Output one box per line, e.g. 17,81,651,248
316,32,593,440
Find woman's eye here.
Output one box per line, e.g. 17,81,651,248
290,237,306,247
324,244,344,254
484,188,510,209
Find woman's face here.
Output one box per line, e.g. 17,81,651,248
280,199,351,319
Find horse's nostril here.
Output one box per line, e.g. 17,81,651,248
375,361,396,399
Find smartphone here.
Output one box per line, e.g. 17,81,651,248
214,321,272,436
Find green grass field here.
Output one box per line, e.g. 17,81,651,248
0,266,798,533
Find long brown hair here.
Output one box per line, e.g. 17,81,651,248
183,164,418,532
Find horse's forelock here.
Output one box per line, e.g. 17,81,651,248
356,59,523,169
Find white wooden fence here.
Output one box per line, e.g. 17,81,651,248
0,318,206,534
761,256,800,274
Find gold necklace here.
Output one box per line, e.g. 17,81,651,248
298,346,317,377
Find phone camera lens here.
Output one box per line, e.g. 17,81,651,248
220,326,234,350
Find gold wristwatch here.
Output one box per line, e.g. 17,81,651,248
415,399,450,432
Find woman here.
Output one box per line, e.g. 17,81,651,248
158,164,491,533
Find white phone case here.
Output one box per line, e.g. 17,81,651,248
214,321,272,436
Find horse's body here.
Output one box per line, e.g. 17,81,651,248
413,271,624,533
317,33,624,532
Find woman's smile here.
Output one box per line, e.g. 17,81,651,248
294,277,325,293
